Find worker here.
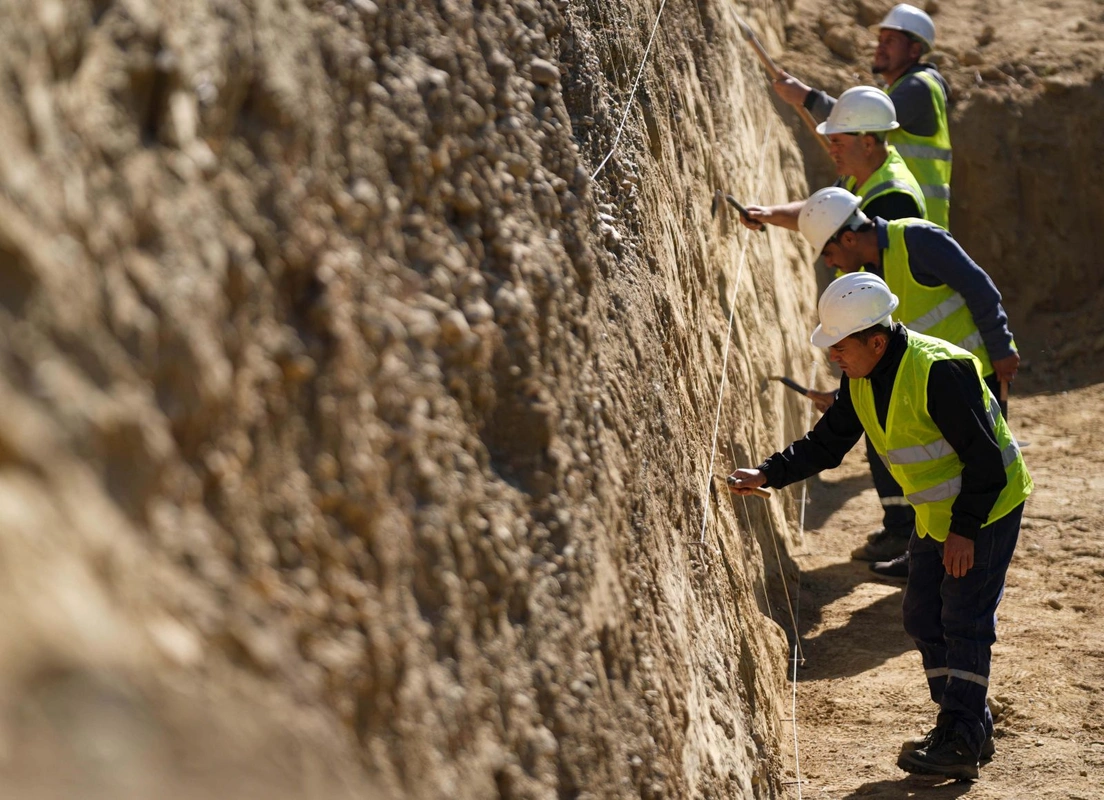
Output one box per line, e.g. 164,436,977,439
739,86,926,233
773,4,953,230
798,186,1020,578
728,272,1031,780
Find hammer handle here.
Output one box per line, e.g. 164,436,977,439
739,21,831,154
772,376,810,396
725,195,765,232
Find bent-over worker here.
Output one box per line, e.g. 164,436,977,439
729,272,1031,780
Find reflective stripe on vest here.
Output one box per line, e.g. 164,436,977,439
919,183,951,201
888,438,956,465
957,330,984,355
904,293,965,332
846,146,927,221
895,143,952,162
881,495,911,507
866,179,921,200
905,442,1022,506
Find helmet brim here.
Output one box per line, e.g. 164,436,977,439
810,306,898,348
810,324,844,348
816,120,901,135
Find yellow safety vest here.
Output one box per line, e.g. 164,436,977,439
886,70,952,230
850,332,1032,541
883,218,996,377
844,145,927,220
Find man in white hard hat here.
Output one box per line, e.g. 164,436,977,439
798,186,1020,577
740,86,927,234
773,4,953,229
728,272,1031,780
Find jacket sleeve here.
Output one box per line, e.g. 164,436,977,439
803,89,835,122
903,225,1018,361
757,379,865,488
926,359,1008,539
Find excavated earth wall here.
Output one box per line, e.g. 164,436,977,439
0,0,823,797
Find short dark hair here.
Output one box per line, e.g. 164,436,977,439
849,323,892,344
825,219,876,250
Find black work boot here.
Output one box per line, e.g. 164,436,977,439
897,728,980,780
870,551,909,579
852,528,910,562
900,728,995,762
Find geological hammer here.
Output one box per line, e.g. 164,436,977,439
769,375,811,396
711,190,765,232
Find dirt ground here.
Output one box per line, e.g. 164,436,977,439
779,384,1104,799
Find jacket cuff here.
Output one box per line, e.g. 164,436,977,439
949,517,981,541
756,458,780,489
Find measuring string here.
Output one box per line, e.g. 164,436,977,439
591,0,670,181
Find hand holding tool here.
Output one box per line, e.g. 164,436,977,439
726,474,771,498
711,190,766,232
724,194,766,232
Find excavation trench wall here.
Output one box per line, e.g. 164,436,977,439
951,79,1104,391
0,0,822,797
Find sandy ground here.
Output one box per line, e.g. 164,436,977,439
779,384,1104,798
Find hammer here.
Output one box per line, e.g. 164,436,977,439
769,375,811,396
711,190,766,232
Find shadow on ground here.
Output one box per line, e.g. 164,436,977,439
794,560,913,681
839,775,976,799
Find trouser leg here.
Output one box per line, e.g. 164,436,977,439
902,504,1024,756
866,435,915,535
902,531,947,704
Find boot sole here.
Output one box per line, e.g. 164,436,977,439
896,750,979,781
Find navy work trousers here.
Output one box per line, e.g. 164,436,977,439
901,502,1024,757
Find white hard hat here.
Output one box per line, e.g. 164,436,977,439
879,4,935,53
816,86,900,135
811,272,900,347
798,187,866,257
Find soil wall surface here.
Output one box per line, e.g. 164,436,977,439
0,0,824,797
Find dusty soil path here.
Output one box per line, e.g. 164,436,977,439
784,384,1104,798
